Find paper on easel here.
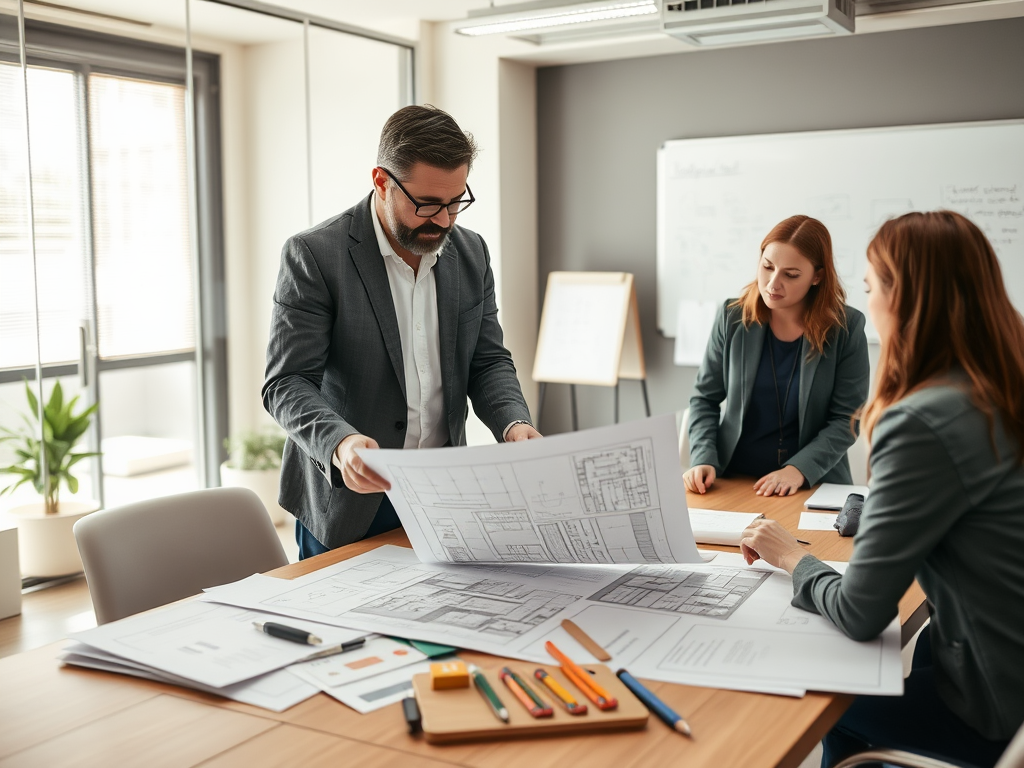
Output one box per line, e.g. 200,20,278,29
673,300,718,367
533,272,646,386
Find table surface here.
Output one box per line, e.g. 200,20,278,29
0,478,927,768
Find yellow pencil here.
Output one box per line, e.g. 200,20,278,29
534,668,588,714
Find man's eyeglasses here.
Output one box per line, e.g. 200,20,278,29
379,167,475,218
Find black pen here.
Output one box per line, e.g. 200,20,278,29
305,637,367,660
253,620,322,645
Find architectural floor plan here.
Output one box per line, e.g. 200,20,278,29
349,572,580,644
588,565,769,619
201,547,904,699
358,415,702,565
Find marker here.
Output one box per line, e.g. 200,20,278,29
402,696,422,734
469,665,509,723
253,621,322,645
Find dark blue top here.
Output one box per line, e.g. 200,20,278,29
726,329,801,478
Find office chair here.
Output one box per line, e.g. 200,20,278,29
677,407,691,469
74,487,289,624
832,717,1024,768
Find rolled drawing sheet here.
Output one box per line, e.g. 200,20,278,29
356,413,704,566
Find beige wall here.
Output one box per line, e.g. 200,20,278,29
426,23,541,442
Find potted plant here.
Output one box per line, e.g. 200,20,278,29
220,429,288,525
0,380,101,577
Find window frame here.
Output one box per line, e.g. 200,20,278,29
0,17,228,483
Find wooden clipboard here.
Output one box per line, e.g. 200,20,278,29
412,663,648,744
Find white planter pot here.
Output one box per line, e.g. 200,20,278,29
8,501,98,578
219,463,288,526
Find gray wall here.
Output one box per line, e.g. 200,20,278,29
536,18,1024,435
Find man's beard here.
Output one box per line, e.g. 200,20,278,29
384,200,453,257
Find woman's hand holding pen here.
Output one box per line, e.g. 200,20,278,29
739,517,810,574
683,465,716,494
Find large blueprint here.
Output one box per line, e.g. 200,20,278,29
202,546,903,698
357,414,704,566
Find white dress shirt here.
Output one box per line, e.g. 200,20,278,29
369,197,449,449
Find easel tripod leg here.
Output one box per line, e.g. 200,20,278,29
571,384,579,432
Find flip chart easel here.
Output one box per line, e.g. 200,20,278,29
532,272,648,430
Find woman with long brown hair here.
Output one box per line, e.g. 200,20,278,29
685,215,869,496
740,211,1024,765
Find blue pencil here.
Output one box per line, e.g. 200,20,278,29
616,668,693,738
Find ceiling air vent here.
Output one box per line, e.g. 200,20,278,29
662,0,854,45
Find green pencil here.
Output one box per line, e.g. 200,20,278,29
469,665,509,723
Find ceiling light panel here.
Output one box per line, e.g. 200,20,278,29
455,0,659,36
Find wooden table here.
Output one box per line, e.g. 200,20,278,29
0,478,927,768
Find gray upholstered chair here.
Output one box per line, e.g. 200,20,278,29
832,717,1024,768
74,487,288,624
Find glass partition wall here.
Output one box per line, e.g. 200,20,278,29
0,1,414,562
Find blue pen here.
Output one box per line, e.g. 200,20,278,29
616,668,693,738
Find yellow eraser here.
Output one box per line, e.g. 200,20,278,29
430,660,469,690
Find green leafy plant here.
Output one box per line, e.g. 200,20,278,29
223,429,286,472
0,380,100,515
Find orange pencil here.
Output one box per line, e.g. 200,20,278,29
499,667,553,717
545,641,618,710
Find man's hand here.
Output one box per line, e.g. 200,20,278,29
332,434,390,494
683,464,717,494
739,518,809,573
506,424,542,441
753,465,805,496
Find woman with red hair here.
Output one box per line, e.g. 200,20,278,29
685,215,869,496
741,211,1024,765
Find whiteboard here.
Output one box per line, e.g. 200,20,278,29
657,120,1024,342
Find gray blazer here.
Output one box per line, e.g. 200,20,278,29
792,379,1024,740
688,300,869,486
263,194,532,549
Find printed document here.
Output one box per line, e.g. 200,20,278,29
357,414,703,565
59,642,319,712
69,601,365,689
202,546,903,698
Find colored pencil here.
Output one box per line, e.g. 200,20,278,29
469,665,509,723
545,640,618,709
617,668,693,737
500,667,553,717
535,668,587,714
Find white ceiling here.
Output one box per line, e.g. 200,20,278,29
19,0,488,41
14,0,1024,62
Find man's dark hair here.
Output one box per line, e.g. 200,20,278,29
377,104,479,178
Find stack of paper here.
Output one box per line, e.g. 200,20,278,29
60,601,369,712
688,508,761,546
804,483,870,510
